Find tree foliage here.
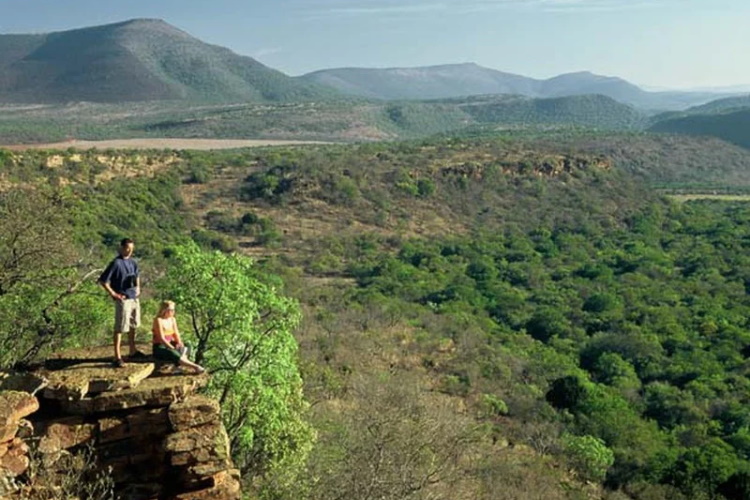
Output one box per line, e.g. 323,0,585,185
155,242,314,485
0,187,109,368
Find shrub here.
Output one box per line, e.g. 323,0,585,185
561,433,615,482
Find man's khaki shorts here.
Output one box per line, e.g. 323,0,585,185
114,298,141,333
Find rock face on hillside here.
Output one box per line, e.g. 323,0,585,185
438,154,612,180
0,345,241,499
0,390,38,496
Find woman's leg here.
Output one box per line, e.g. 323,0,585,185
178,355,205,374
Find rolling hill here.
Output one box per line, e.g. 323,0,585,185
450,93,645,130
0,19,337,103
649,107,750,150
0,93,646,144
300,63,733,111
677,94,750,115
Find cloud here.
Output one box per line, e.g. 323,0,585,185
531,0,665,12
307,0,675,18
317,2,448,17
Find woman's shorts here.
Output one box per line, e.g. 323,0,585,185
153,343,182,365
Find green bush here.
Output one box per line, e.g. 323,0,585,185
561,433,615,482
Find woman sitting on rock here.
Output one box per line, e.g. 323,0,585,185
152,300,205,374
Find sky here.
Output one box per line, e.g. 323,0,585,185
1,0,748,89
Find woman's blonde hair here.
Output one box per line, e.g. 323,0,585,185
157,300,176,318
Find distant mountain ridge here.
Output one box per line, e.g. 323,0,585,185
0,19,335,103
682,94,750,115
0,18,741,114
648,94,750,149
301,63,736,111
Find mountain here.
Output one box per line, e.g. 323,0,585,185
0,19,336,103
301,64,735,111
647,93,750,149
446,93,645,130
685,84,750,93
680,94,750,114
649,108,750,149
299,63,539,101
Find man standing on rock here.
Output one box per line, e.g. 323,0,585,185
99,238,144,367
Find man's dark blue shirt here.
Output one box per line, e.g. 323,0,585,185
99,256,139,299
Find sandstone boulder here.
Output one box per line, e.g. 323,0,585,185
37,417,96,456
172,469,241,500
169,395,221,432
58,373,208,414
40,355,154,401
0,391,39,442
7,345,239,500
0,453,29,477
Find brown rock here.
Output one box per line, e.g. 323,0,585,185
186,460,232,477
59,374,208,414
172,469,241,500
98,416,130,443
38,417,96,455
169,395,220,432
40,361,154,401
6,438,28,457
0,442,8,457
98,408,170,444
99,439,149,461
0,391,39,442
165,423,229,456
0,453,29,476
128,407,170,435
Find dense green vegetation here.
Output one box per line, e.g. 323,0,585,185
650,108,750,150
5,133,750,498
203,139,750,499
658,95,750,117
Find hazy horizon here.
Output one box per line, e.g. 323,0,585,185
1,0,748,90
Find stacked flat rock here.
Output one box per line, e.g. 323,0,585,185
167,396,241,498
23,344,240,500
0,390,39,497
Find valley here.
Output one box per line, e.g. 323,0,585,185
3,16,750,500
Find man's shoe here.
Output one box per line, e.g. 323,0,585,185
112,358,125,368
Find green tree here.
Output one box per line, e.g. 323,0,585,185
156,242,314,489
0,187,109,368
561,433,615,482
665,439,740,499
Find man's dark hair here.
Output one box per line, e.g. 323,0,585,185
120,238,135,247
